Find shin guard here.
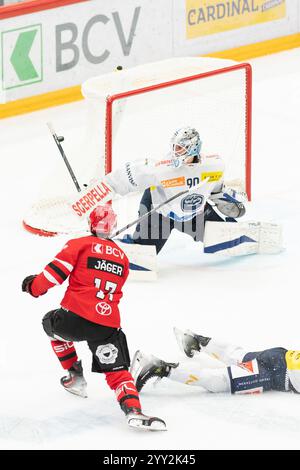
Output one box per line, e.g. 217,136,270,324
51,340,78,370
105,370,141,413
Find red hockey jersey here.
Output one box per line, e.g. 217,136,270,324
30,236,129,328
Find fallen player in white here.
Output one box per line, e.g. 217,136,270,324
130,328,300,395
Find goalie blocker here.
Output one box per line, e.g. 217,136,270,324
203,221,283,256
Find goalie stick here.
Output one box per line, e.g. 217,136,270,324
110,179,210,239
26,123,211,238
24,125,211,279
47,122,81,193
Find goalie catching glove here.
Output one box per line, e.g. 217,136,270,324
208,186,247,219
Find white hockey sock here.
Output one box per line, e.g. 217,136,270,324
203,338,247,366
169,360,231,393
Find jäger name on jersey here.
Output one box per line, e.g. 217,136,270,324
87,257,124,277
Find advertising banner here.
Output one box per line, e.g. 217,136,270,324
174,0,298,59
0,0,299,112
1,23,43,90
186,1,287,39
0,0,173,102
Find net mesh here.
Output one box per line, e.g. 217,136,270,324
23,57,251,235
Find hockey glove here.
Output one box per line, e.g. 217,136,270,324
209,187,247,219
22,275,38,297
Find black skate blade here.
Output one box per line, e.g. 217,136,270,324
127,416,167,432
173,327,191,357
129,350,144,381
63,387,88,398
173,326,199,358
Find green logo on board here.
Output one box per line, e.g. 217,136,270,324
1,24,43,90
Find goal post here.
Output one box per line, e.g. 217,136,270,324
103,61,252,200
23,56,252,236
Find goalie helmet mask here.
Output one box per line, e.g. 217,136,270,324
89,204,117,238
170,127,202,168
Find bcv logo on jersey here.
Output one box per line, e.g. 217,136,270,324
181,193,204,212
92,243,103,254
92,243,124,259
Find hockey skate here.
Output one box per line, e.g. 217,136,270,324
60,360,88,398
130,350,178,392
174,327,211,358
124,406,167,432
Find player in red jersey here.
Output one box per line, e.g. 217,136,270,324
22,205,166,431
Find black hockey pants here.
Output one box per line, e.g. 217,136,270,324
132,188,226,253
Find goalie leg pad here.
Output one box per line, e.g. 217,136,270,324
203,221,283,256
115,241,157,281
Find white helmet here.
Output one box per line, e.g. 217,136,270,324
170,127,202,167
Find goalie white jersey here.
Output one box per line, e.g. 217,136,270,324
105,155,225,222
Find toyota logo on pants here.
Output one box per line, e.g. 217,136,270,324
96,302,112,316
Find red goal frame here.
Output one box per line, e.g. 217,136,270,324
105,62,252,200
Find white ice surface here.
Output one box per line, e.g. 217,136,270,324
1,49,300,450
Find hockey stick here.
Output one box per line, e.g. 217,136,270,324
39,178,209,238
47,65,123,191
47,122,81,193
110,178,210,239
43,124,210,238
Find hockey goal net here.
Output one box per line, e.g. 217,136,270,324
23,57,252,236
